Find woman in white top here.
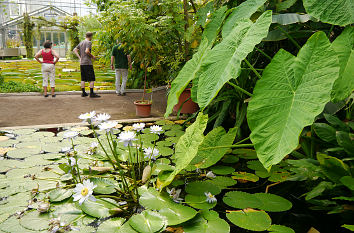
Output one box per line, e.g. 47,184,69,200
35,40,59,97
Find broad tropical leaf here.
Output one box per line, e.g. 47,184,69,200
165,40,210,117
198,11,272,110
222,0,267,38
160,113,208,188
276,0,298,12
202,6,228,46
272,13,312,25
331,27,354,102
247,32,340,169
191,127,237,169
303,0,354,26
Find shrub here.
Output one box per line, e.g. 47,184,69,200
0,80,41,93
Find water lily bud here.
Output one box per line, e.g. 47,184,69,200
37,201,50,213
142,165,152,183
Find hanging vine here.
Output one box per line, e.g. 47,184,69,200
23,13,35,58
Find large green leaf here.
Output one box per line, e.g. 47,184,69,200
303,0,354,26
165,40,211,117
247,31,340,168
129,210,166,233
191,127,237,169
226,209,271,231
197,11,272,110
331,27,354,102
160,113,208,189
202,6,228,46
138,186,197,225
276,0,298,12
183,210,230,233
222,0,267,37
272,13,312,25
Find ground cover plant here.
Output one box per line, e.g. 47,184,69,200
0,61,118,92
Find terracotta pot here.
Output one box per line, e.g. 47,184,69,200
173,88,199,114
134,100,152,117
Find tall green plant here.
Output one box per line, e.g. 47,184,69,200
23,13,34,59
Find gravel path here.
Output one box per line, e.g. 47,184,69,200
0,90,167,127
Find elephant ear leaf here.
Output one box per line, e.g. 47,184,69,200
247,31,340,169
165,40,210,117
331,27,354,102
222,0,267,38
303,0,354,26
197,10,272,110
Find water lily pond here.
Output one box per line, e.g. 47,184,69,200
0,61,116,92
0,114,297,233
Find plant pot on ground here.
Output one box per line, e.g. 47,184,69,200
172,88,199,114
134,64,152,117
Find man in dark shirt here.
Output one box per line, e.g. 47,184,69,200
73,32,100,98
111,41,132,96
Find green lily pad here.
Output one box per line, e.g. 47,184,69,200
185,181,221,195
232,172,259,182
232,149,258,159
254,193,292,212
97,218,125,233
223,191,262,209
210,165,235,175
19,211,50,231
138,186,197,225
268,224,295,233
222,154,239,163
79,199,111,218
129,210,166,233
185,194,217,209
226,209,271,231
208,176,237,189
91,178,116,194
48,189,72,202
183,210,230,233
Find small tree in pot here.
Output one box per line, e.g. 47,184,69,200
134,61,152,117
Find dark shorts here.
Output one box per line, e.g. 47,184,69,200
80,65,95,82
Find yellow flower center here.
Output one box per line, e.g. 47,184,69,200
208,193,214,198
81,188,89,196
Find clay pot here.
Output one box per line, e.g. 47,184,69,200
173,88,199,114
134,100,152,117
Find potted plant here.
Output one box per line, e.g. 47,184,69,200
134,64,152,117
172,86,199,114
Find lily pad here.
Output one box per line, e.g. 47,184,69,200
254,193,292,212
210,165,235,175
185,194,217,209
232,172,259,182
79,199,111,218
223,191,262,209
226,209,271,231
208,176,237,189
19,211,50,231
185,181,221,195
268,224,295,233
91,178,116,194
48,189,73,202
129,210,166,233
97,218,125,233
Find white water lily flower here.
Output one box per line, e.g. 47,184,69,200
61,147,71,153
90,142,99,148
167,187,183,203
73,179,97,205
150,125,163,134
98,121,118,132
63,131,79,140
68,157,76,167
118,131,137,147
79,111,96,123
206,171,216,179
205,192,217,203
143,147,159,160
132,123,145,132
94,113,111,123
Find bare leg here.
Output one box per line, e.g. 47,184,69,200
81,81,85,88
51,87,55,95
89,81,94,88
43,86,47,96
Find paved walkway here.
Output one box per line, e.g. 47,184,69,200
0,90,167,127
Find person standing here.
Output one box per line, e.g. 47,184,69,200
73,32,100,98
111,41,132,96
34,40,59,98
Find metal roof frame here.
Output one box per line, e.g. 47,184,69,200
0,5,71,29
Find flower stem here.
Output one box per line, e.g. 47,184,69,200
227,81,253,97
71,139,82,183
244,59,262,79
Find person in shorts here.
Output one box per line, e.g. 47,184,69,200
34,40,59,97
73,32,100,98
110,40,132,96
